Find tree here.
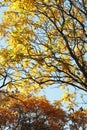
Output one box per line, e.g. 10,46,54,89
0,0,87,129
0,0,87,92
0,92,67,129
0,93,87,130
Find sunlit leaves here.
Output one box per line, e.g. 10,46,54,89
0,0,87,94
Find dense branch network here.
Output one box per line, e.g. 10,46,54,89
0,0,87,93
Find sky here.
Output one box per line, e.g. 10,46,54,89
38,85,65,102
38,84,87,109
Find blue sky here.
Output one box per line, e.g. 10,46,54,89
38,85,65,102
38,84,87,109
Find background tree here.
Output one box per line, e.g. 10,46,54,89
0,93,67,130
0,93,86,130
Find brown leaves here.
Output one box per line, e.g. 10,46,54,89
0,95,67,129
0,92,86,129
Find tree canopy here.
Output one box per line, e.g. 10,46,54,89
0,0,87,129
